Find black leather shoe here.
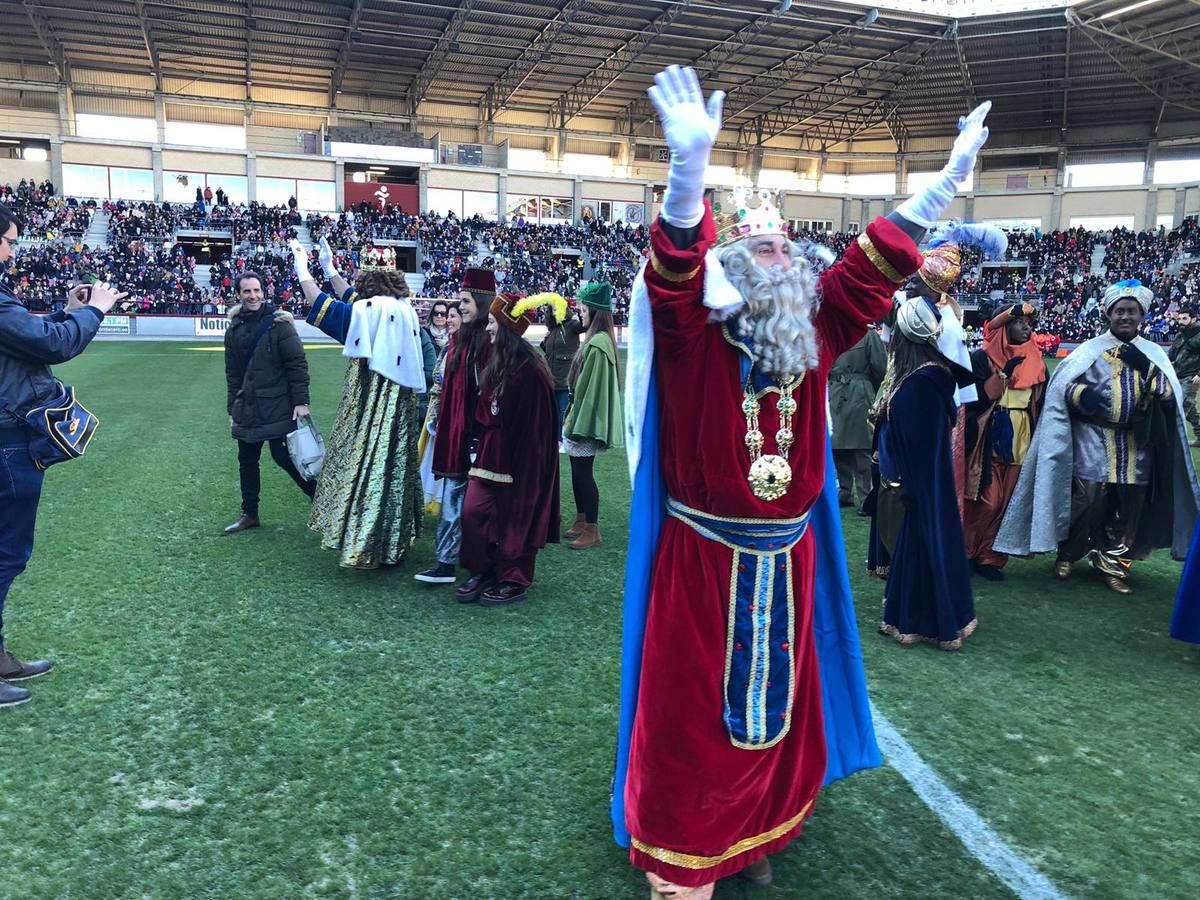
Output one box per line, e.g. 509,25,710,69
479,582,528,607
0,650,52,681
456,573,495,604
971,561,1005,582
414,563,457,585
0,679,31,707
224,514,261,534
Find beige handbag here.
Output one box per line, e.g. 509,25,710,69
286,415,326,482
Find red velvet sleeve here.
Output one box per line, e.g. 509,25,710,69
646,204,717,350
816,216,923,362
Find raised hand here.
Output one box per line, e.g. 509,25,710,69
648,66,724,165
318,236,337,277
946,101,991,182
288,239,313,283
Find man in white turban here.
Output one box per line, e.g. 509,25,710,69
996,279,1199,594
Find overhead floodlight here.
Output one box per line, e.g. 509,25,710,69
776,0,792,16
946,19,959,37
862,9,880,28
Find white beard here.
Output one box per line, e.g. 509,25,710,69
718,240,822,380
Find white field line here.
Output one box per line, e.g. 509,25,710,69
871,706,1068,900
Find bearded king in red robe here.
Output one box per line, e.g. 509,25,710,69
612,66,994,898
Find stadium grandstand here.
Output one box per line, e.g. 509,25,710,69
2,0,1198,339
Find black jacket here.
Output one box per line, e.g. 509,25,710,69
540,315,585,391
0,283,103,429
224,303,310,443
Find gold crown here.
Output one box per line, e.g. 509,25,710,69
713,187,787,247
360,247,397,271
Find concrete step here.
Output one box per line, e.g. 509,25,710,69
83,209,110,248
294,225,313,250
407,273,425,296
193,266,213,289
1090,243,1107,276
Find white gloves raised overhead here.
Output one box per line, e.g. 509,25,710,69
288,238,314,284
317,236,339,280
647,65,726,229
895,101,992,230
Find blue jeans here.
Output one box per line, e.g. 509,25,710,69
555,390,571,440
0,439,45,651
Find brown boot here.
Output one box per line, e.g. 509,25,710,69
564,512,586,541
569,522,601,550
223,514,261,534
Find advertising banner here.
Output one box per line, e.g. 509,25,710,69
99,315,132,335
343,181,420,214
195,316,231,336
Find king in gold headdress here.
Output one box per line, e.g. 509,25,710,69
712,187,787,247
360,246,397,272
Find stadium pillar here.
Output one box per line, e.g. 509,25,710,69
152,149,163,202
335,160,345,210
498,173,507,221
154,93,166,144
964,194,976,222
572,177,582,224
746,148,763,187
840,196,851,231
1143,144,1158,230
419,166,429,214
56,84,73,137
895,155,907,195
246,154,257,202
1173,189,1186,229
49,138,63,193
1048,146,1067,231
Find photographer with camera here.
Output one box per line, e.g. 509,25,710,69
0,202,127,708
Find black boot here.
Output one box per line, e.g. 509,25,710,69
0,679,31,707
0,650,52,681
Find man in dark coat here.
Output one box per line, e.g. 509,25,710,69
223,270,314,534
539,302,585,438
1167,306,1200,446
830,328,886,508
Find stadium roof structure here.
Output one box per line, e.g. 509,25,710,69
2,0,1198,153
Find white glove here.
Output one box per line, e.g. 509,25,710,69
288,239,314,284
895,101,992,230
647,66,725,229
318,236,338,279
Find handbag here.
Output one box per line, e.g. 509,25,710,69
13,380,99,470
286,414,326,482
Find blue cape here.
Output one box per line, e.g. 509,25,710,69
610,355,882,847
1170,523,1200,644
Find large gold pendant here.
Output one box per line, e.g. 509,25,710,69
748,454,792,501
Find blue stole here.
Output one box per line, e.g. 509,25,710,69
611,330,882,848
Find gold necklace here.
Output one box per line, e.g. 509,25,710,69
742,373,802,501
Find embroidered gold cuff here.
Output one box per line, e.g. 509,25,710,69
631,800,814,869
857,232,906,284
650,250,702,284
468,467,514,484
312,295,334,329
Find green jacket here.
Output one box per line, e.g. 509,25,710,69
829,329,887,450
563,332,624,449
1168,325,1200,380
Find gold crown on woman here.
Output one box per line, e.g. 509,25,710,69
713,187,787,247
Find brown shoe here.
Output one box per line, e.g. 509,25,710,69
739,856,773,885
223,514,261,534
0,650,52,681
1102,574,1132,595
569,522,601,550
564,512,586,541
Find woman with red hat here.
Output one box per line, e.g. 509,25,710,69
455,292,563,606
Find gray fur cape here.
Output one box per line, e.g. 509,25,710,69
994,331,1199,560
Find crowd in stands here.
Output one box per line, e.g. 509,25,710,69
1,181,94,240
5,182,1198,341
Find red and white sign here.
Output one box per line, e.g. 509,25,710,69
344,181,419,214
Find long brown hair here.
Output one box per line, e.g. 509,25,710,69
568,307,621,389
480,322,552,404
354,269,410,299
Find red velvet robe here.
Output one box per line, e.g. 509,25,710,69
626,210,921,885
431,330,490,478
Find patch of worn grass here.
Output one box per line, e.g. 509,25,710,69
0,342,1192,898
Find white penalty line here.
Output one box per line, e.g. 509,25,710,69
871,706,1067,900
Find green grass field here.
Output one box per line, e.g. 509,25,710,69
1,342,1196,899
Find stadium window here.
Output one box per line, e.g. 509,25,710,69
508,148,547,172
1068,215,1135,230
906,170,972,195
297,180,335,212
108,167,154,202
165,121,247,150
541,197,573,223
62,163,110,198
1063,162,1144,188
211,175,248,205
75,113,157,143
562,153,613,178
1153,159,1200,185
428,187,464,218
758,169,800,190
257,177,297,207
22,147,48,162
1157,214,1175,230
462,191,498,219
507,194,539,220
704,165,738,187
164,171,205,203
845,173,897,195
983,218,1041,232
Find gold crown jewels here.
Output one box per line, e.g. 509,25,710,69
713,187,788,247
